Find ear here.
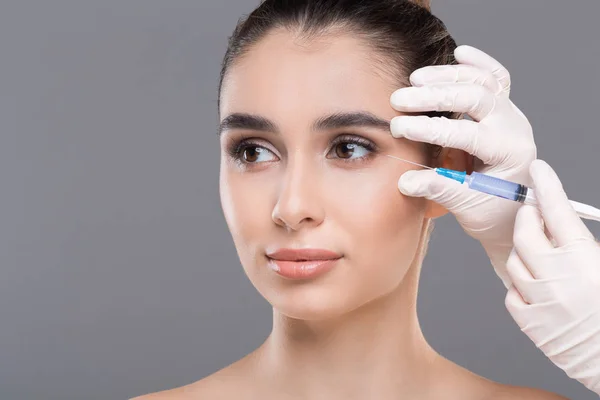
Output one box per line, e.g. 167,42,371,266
423,147,474,219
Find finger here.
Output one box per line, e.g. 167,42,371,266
397,169,475,212
454,45,511,97
390,84,496,122
390,115,502,166
505,284,530,329
505,284,545,334
410,65,503,95
513,204,554,279
505,248,534,304
506,286,550,341
529,159,595,247
543,223,558,248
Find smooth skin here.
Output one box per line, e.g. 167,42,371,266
132,29,566,400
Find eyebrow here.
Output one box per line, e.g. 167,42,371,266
217,111,391,136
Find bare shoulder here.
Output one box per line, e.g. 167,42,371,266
485,384,569,400
130,362,251,400
435,357,568,400
129,380,203,400
131,379,569,400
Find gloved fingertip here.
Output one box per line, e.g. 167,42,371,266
389,116,408,138
409,69,427,86
453,44,469,54
390,115,429,139
530,159,559,185
454,44,476,59
398,171,421,195
529,158,548,172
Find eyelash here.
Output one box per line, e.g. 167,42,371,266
330,135,377,159
226,134,378,166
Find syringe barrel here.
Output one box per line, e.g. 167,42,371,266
466,172,529,202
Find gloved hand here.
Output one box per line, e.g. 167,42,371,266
505,159,600,395
389,45,536,288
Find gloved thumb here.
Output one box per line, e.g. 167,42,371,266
398,170,428,196
397,169,470,210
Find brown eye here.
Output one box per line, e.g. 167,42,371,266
327,137,373,161
334,143,357,159
238,145,277,163
243,146,261,162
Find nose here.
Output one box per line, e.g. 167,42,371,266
271,159,325,231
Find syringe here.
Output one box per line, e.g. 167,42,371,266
386,155,600,223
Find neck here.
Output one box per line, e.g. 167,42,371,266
254,263,444,399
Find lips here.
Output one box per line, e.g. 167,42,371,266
266,248,342,280
266,248,342,261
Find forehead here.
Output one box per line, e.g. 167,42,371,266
220,29,400,120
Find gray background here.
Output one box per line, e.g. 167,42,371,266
1,1,598,399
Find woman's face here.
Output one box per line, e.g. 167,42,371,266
218,30,432,320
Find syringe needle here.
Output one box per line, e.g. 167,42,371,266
386,155,434,170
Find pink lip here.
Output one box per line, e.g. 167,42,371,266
266,248,342,280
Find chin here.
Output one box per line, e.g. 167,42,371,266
265,282,370,321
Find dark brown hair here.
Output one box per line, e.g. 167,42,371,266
409,0,431,10
217,0,457,162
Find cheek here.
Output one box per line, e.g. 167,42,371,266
219,163,276,255
323,167,426,266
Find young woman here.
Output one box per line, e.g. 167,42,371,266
134,1,565,398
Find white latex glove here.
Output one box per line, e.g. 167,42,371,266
505,159,600,395
389,45,536,289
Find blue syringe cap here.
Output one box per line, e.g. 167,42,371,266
435,167,467,184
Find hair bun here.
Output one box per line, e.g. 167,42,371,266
409,0,431,10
